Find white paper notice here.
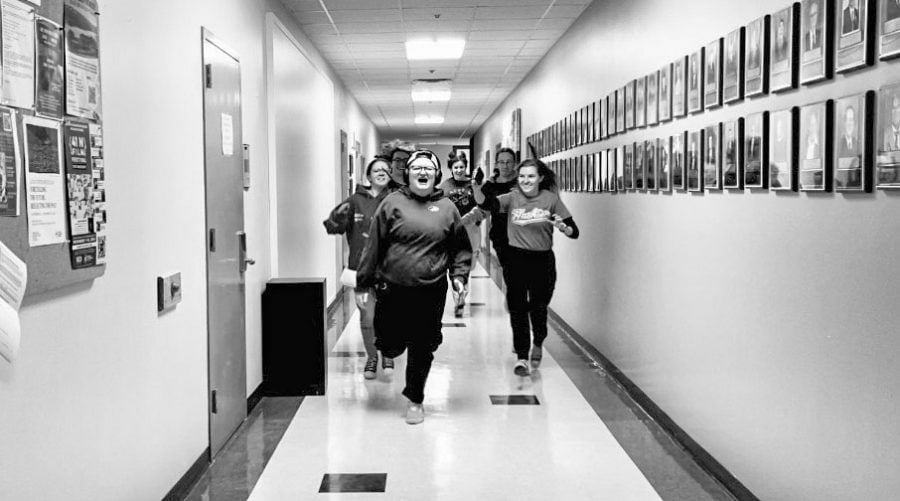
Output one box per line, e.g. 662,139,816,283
24,116,66,246
221,113,233,156
1,0,36,109
0,239,26,362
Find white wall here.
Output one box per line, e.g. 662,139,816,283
475,1,900,500
0,1,378,499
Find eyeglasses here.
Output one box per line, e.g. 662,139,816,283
409,165,437,174
497,160,516,165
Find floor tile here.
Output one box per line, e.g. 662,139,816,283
318,473,387,493
489,395,541,405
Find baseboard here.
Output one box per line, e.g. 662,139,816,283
546,308,759,501
161,447,210,501
247,382,264,414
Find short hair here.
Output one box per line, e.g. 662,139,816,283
390,147,412,160
495,147,517,163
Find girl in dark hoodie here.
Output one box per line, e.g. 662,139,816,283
357,150,472,424
323,155,395,380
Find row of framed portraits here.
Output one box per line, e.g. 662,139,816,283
552,83,900,193
528,0,900,160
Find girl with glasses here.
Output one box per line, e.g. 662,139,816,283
323,155,397,379
357,150,472,424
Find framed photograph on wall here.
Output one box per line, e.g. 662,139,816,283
634,140,645,190
799,100,832,190
688,49,704,113
836,0,874,71
573,155,580,191
687,130,703,191
646,139,657,190
746,15,770,96
570,112,576,148
672,131,687,190
583,154,590,192
574,109,581,147
647,71,659,125
658,136,671,192
704,123,722,190
834,91,873,191
616,146,625,191
723,118,744,189
595,100,603,141
800,0,833,84
600,151,609,192
673,56,688,118
769,108,798,190
608,149,617,192
636,75,647,128
745,111,768,188
771,4,799,92
625,80,636,130
881,0,900,59
705,38,723,109
624,142,635,190
616,87,626,134
607,94,615,138
724,27,745,103
876,83,900,188
659,63,672,122
589,103,596,143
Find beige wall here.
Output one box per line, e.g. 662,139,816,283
0,1,378,499
475,1,900,499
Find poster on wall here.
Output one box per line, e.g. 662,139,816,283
0,108,21,217
64,122,92,237
35,17,64,118
0,239,27,363
65,0,102,120
89,122,106,263
24,116,66,247
1,0,36,110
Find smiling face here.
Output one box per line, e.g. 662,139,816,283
451,160,467,181
368,160,392,189
517,165,543,196
407,157,437,195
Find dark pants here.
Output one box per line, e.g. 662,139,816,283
504,247,556,360
373,280,448,404
493,241,513,287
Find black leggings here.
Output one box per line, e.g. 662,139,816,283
373,280,448,404
504,247,556,359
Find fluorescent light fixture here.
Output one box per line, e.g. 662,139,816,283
405,39,465,60
415,115,445,125
411,80,452,102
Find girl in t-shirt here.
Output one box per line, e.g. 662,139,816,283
439,154,481,317
484,158,580,376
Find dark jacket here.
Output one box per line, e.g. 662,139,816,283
322,184,390,270
357,187,472,288
478,180,517,248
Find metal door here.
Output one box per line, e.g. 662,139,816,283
201,28,247,458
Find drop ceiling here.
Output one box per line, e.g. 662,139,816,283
279,0,592,143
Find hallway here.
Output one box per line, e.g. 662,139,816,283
188,265,733,500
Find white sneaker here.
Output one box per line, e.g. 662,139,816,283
406,401,425,425
530,345,543,368
513,359,530,376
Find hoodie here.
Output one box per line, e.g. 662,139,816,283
322,184,390,270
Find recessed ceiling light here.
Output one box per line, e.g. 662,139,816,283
415,115,445,125
405,39,465,60
411,80,452,102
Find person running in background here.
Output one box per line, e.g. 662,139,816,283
389,146,413,186
323,155,396,380
357,150,472,425
439,153,484,317
464,148,518,282
481,158,580,376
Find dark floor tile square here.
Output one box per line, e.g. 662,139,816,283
490,395,541,405
319,473,387,493
471,275,490,279
442,322,466,327
330,351,367,358
469,302,486,306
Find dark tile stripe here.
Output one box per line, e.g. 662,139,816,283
442,322,466,327
319,473,387,493
330,351,367,357
490,395,541,405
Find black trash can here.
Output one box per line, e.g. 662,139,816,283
261,278,327,395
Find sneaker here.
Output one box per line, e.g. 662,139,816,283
406,401,425,425
454,304,464,318
530,345,543,368
381,356,394,375
363,357,377,380
513,359,530,376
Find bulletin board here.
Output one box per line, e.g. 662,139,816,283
0,0,106,299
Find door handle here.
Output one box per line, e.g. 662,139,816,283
237,231,255,273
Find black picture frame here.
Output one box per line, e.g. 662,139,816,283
634,140,645,190
687,130,703,191
659,63,672,122
645,139,657,190
769,108,798,191
607,94,615,138
723,118,745,189
608,149,617,193
647,71,659,125
704,123,722,190
724,27,745,103
879,0,900,60
799,100,832,191
744,111,769,188
624,142,635,190
746,15,771,96
672,131,687,191
800,0,834,84
836,0,875,71
771,4,800,92
688,49,704,113
705,38,723,109
616,87,626,134
876,83,900,188
658,136,671,192
834,91,873,191
673,56,689,118
636,75,647,128
616,146,625,191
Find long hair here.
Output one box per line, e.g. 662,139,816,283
517,158,557,193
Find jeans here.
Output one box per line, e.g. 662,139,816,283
504,247,556,360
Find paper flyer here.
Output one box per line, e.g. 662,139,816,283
64,0,101,120
1,0,36,109
24,116,66,246
0,239,27,362
35,17,64,118
0,108,21,216
89,122,105,264
64,121,91,236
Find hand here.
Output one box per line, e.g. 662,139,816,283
473,167,485,185
355,292,369,308
552,214,570,234
452,278,465,293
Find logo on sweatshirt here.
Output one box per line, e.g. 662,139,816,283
511,207,552,225
428,205,440,212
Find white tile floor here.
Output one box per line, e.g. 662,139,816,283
248,266,662,500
